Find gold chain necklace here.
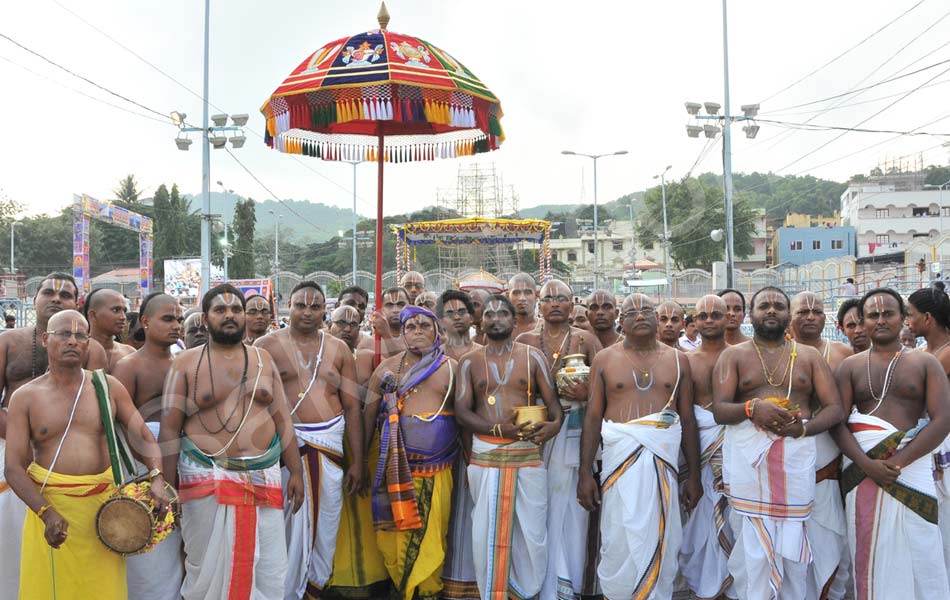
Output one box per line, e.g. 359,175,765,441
752,339,793,387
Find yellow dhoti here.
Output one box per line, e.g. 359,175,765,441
375,468,453,600
19,463,125,600
325,435,391,598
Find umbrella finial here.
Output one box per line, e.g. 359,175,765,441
377,2,390,30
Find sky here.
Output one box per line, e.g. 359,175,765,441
2,0,949,242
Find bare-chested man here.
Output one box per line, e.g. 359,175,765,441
587,289,622,348
681,294,734,599
577,293,700,600
399,270,426,305
244,293,273,345
108,292,186,600
160,284,304,599
84,288,135,372
837,297,869,353
363,305,457,599
713,286,843,600
338,285,371,350
791,291,853,371
437,289,481,362
357,286,410,359
5,309,168,599
787,290,854,599
255,280,363,597
0,273,105,595
516,278,601,600
181,309,207,349
507,272,539,338
329,305,362,353
907,288,950,378
468,288,491,346
718,288,751,345
657,300,686,348
834,288,950,598
456,294,562,599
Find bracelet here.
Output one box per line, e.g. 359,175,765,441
490,424,502,437
36,504,51,519
797,421,808,439
744,400,753,418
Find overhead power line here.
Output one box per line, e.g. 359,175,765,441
0,31,171,121
758,0,927,104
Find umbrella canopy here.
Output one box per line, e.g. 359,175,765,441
260,3,505,361
260,4,504,161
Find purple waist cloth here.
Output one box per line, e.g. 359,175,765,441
401,414,459,475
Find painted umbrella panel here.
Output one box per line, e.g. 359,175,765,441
261,28,504,162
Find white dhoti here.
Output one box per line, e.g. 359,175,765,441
934,433,950,588
542,400,597,600
178,436,287,600
126,422,185,600
598,411,682,600
442,454,479,600
283,415,345,600
725,419,815,600
843,411,950,600
805,431,849,600
468,434,547,600
0,439,26,600
680,405,735,600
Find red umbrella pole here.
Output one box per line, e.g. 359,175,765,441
374,126,384,365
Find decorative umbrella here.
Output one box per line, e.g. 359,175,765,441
260,2,505,353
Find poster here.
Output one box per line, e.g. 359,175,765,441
164,258,223,298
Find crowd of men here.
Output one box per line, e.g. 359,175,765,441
1,268,950,600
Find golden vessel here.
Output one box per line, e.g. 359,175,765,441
514,405,547,427
556,353,590,398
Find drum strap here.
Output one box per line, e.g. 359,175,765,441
92,369,135,486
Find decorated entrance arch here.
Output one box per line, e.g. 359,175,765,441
72,194,153,298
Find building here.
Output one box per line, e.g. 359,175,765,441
840,179,949,258
735,208,770,271
773,226,856,266
784,212,841,228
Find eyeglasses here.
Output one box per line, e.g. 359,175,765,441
695,311,725,321
443,308,469,318
540,295,571,304
48,330,90,342
333,320,360,330
621,308,655,319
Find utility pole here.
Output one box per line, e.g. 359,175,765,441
561,149,628,290
653,166,673,287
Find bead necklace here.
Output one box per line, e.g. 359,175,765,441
193,343,249,434
865,347,904,415
31,326,37,379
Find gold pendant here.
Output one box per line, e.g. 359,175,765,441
643,372,649,379
553,352,560,362
298,392,306,399
487,394,496,406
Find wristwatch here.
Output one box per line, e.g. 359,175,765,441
147,468,163,480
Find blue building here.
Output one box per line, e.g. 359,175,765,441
773,226,856,266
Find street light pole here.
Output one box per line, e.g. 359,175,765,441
653,165,673,287
269,210,282,307
9,221,20,274
200,0,211,293
216,181,232,281
721,0,736,289
343,160,365,284
561,149,628,290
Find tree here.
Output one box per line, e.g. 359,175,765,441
230,197,257,278
636,177,757,270
13,209,73,277
924,165,950,187
151,183,200,280
113,175,141,204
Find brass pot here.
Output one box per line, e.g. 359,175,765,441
556,353,590,398
513,405,547,427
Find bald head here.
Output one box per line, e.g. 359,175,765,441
330,305,362,349
508,273,536,289
507,273,538,317
88,288,123,312
694,294,727,340
400,271,425,303
47,309,89,334
791,291,826,340
468,288,491,325
656,301,685,344
331,305,360,323
539,279,572,299
142,293,178,318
